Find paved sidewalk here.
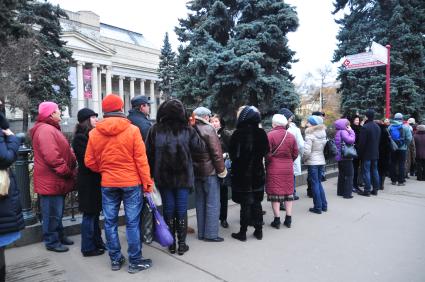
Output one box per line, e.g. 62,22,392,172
6,177,425,282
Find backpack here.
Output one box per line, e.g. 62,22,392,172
323,139,337,160
389,124,405,148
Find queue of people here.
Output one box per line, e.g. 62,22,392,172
1,93,424,277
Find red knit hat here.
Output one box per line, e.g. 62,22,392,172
38,102,59,121
102,94,123,113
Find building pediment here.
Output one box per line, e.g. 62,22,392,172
62,31,116,56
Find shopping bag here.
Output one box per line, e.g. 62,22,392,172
140,197,153,244
146,194,173,247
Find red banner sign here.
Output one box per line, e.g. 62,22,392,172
83,69,92,99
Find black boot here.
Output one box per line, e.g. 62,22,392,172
270,217,281,229
176,216,189,255
231,225,247,241
253,226,263,240
165,217,176,254
283,215,292,228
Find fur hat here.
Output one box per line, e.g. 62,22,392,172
272,114,288,127
38,102,59,121
102,94,123,113
237,106,261,126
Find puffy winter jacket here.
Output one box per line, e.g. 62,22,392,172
29,119,76,195
334,119,356,161
85,114,153,192
303,124,327,166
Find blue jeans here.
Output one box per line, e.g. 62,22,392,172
102,186,142,264
160,188,189,220
40,195,64,248
81,212,104,253
195,176,220,240
362,160,380,192
308,166,327,210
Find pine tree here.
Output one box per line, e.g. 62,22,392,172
0,0,28,44
158,32,177,100
333,0,425,120
174,0,299,125
19,1,73,127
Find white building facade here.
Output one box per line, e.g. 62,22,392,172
61,10,162,119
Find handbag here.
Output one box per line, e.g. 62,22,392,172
341,141,358,159
151,184,162,206
140,197,153,244
146,194,174,247
0,169,10,197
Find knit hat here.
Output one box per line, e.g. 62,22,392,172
307,115,323,126
77,108,98,123
278,108,294,120
102,94,123,113
237,106,261,126
0,112,9,130
193,106,211,117
407,117,415,125
394,113,403,120
272,114,288,127
38,102,59,121
365,109,375,120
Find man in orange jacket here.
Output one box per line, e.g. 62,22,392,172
85,94,153,274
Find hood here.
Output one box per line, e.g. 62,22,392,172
95,117,131,136
334,118,349,130
417,124,425,132
29,119,60,139
305,124,327,138
390,119,402,126
157,99,187,123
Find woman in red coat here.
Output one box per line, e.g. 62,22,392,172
266,114,298,229
29,102,77,253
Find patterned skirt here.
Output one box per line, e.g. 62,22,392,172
267,194,294,202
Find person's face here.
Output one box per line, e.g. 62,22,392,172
384,118,390,126
140,104,150,115
51,109,61,122
353,117,360,125
210,117,221,129
90,115,98,127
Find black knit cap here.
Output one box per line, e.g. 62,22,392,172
237,106,261,126
278,108,294,120
77,108,98,123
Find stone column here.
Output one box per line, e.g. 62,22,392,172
98,68,103,117
130,77,135,100
91,64,99,113
119,76,125,101
106,65,112,95
77,61,85,110
140,79,145,96
150,80,157,118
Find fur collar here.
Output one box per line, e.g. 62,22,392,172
195,116,212,126
305,124,326,134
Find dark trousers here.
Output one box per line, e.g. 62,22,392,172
416,159,425,181
391,150,407,184
337,160,354,197
240,201,263,230
353,158,362,188
81,212,104,253
0,247,5,282
219,183,228,221
40,195,65,248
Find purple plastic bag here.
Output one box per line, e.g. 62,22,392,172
146,194,174,247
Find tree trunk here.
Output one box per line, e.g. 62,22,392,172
22,108,29,133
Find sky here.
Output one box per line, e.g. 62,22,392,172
48,0,342,84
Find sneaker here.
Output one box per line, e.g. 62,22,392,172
128,258,152,274
111,256,126,271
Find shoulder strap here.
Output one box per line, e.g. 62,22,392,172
272,131,288,155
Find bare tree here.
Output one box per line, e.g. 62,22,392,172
0,36,42,131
